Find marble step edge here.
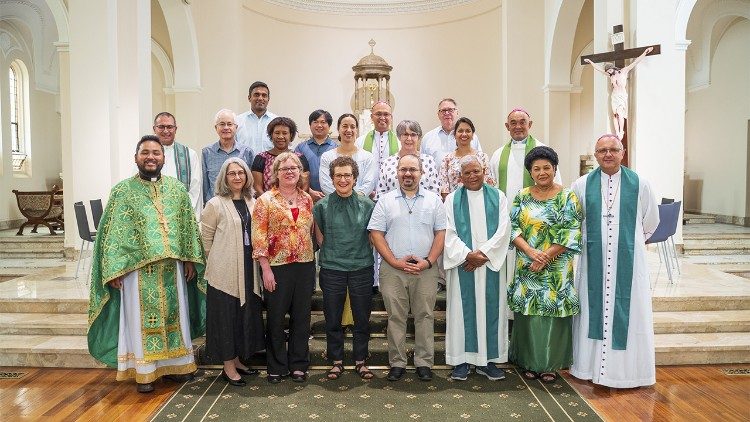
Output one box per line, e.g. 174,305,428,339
682,232,750,240
651,296,750,311
652,310,750,333
0,236,64,243
653,332,750,352
683,242,750,249
0,250,66,258
683,249,750,256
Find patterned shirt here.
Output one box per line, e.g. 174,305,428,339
251,187,314,266
508,188,583,317
294,138,337,191
439,151,495,195
376,153,440,201
251,151,310,192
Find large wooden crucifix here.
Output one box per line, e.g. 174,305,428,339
581,25,660,166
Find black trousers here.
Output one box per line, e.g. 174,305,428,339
263,261,315,375
319,266,374,362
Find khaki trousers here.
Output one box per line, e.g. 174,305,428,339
379,261,438,368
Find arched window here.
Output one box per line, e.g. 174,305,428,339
8,60,30,172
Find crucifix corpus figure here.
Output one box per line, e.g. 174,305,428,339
581,25,660,157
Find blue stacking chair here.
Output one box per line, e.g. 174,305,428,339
646,201,682,283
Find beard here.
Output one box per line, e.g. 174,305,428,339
137,161,164,179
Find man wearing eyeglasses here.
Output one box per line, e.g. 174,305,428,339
570,134,659,389
151,112,202,217
368,154,446,382
421,98,482,165
356,101,400,195
201,109,255,204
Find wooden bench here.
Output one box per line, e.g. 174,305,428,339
12,189,64,235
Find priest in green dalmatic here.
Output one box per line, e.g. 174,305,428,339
88,135,206,394
489,108,561,315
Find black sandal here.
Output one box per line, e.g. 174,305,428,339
327,363,344,380
523,370,539,380
355,362,374,380
539,372,558,384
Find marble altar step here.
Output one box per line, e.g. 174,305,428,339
0,334,105,368
0,312,88,335
654,332,750,365
0,248,65,259
683,213,716,224
652,310,750,334
0,235,64,249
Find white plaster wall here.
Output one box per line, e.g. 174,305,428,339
0,35,62,226
189,1,503,151
685,20,750,217
152,55,166,116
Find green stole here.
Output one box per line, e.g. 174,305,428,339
87,176,207,367
173,142,191,191
496,135,537,194
584,167,639,350
362,130,399,156
453,184,501,358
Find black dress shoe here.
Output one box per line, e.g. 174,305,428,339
237,367,259,376
136,382,154,393
387,367,406,381
415,366,433,381
290,371,307,383
267,374,283,384
221,371,247,387
372,286,379,295
162,373,193,383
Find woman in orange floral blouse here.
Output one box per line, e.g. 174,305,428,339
252,151,315,383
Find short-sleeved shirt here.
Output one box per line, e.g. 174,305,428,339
375,153,439,200
201,141,255,204
294,138,336,192
313,192,375,271
368,187,447,259
421,126,482,165
251,187,314,265
251,151,310,192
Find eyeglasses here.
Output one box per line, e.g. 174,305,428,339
401,133,419,139
373,112,391,118
154,125,176,131
438,108,457,114
216,122,235,128
333,173,353,180
595,147,623,155
398,168,421,174
227,170,246,178
279,166,300,173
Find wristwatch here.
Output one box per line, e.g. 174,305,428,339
424,257,433,269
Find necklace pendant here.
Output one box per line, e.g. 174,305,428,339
409,210,412,214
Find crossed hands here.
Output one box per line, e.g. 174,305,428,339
396,255,429,275
527,248,551,273
463,250,489,272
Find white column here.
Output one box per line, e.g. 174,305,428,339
501,0,546,138
67,0,152,211
55,42,77,248
631,0,685,242
544,85,573,183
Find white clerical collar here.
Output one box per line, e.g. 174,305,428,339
600,168,622,179
511,137,529,145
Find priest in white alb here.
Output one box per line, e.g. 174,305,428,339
444,155,511,381
489,108,561,315
570,134,659,388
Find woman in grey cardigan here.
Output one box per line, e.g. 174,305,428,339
201,157,264,386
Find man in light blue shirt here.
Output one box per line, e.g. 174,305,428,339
294,109,336,203
421,98,482,165
202,109,254,204
235,81,277,154
368,154,446,383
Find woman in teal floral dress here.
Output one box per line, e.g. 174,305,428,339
508,146,582,383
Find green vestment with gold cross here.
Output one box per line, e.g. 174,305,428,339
87,175,206,368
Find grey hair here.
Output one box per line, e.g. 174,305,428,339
458,154,482,170
395,120,423,138
214,157,253,199
214,108,237,125
596,133,624,149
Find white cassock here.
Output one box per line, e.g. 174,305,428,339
443,188,511,366
488,137,561,314
116,261,196,382
570,168,659,388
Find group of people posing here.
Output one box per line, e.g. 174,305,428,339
87,81,660,394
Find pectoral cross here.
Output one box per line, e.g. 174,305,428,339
581,25,660,167
603,213,614,225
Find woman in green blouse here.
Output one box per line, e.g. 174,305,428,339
313,155,376,380
508,146,582,383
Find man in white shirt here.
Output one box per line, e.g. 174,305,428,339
235,81,277,154
356,101,400,193
152,112,201,217
422,98,482,165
